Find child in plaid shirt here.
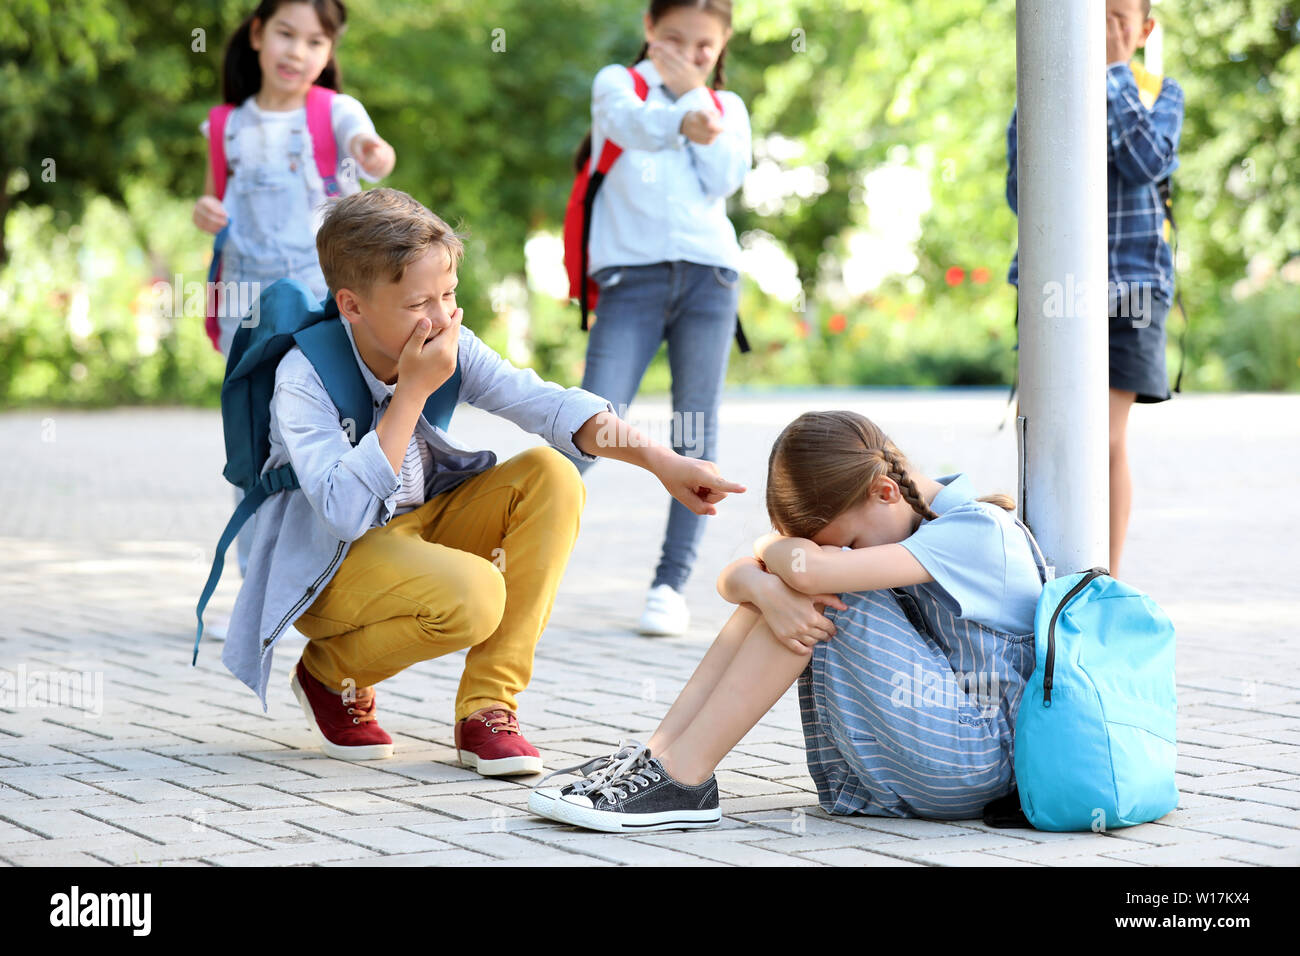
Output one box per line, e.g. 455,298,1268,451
1006,0,1184,577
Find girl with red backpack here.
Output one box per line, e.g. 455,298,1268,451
192,0,395,581
565,0,752,637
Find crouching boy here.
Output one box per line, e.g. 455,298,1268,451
221,188,745,775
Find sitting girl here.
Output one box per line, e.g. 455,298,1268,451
530,410,1047,831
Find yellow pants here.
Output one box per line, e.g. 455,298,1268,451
294,445,585,721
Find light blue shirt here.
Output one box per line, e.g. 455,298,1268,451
586,59,752,275
897,474,1043,636
221,318,613,706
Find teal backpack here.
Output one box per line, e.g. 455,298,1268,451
988,530,1179,831
192,278,462,664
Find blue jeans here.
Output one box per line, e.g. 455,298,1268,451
567,261,740,592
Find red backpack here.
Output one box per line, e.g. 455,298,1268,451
204,85,341,352
564,68,748,352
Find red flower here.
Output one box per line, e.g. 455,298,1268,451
795,319,810,338
972,267,991,284
828,313,847,334
945,266,965,286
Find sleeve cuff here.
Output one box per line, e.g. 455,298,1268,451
669,87,717,148
553,391,615,461
349,429,402,500
677,86,715,112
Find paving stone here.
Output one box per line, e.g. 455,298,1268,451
1099,839,1265,866
1220,844,1300,865
0,807,135,839
316,849,500,866
0,743,88,765
984,836,1137,864
191,785,318,810
0,766,124,798
329,827,457,853
795,847,925,866
1186,819,1300,848
202,840,381,866
747,833,911,853
91,837,267,865
1,833,158,863
0,850,111,867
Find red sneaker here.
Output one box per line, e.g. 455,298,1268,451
290,659,393,760
455,709,543,776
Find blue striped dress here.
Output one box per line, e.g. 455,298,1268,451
797,474,1047,819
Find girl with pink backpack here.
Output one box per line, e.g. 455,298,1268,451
193,0,395,357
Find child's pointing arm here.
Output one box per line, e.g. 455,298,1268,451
573,411,746,516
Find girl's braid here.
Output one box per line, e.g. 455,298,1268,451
881,447,939,522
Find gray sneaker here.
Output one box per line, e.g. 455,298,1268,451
545,747,721,833
527,740,643,820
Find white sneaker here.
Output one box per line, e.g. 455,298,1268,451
637,584,689,636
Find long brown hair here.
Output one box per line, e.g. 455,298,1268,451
765,411,1015,540
573,0,733,174
221,0,348,105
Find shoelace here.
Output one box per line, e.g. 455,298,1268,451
536,739,644,795
588,745,661,803
346,687,378,725
474,709,521,735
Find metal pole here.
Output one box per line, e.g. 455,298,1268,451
1015,0,1110,574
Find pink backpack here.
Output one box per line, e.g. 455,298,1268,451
204,85,341,351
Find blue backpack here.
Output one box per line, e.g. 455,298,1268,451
192,278,462,663
1004,542,1179,831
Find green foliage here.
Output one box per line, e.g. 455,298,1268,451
0,191,223,407
0,0,1297,408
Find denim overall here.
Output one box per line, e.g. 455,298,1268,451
216,104,331,358
218,103,334,576
797,524,1048,819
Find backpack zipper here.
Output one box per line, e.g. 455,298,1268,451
1043,567,1108,706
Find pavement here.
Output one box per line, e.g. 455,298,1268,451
1,389,1298,867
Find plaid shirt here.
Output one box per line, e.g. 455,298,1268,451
1007,63,1185,306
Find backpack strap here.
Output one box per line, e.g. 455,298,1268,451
294,300,464,437
1012,516,1052,585
208,104,236,200
205,225,229,352
305,85,341,197
205,104,236,353
294,309,374,443
1157,176,1192,393
579,68,652,330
